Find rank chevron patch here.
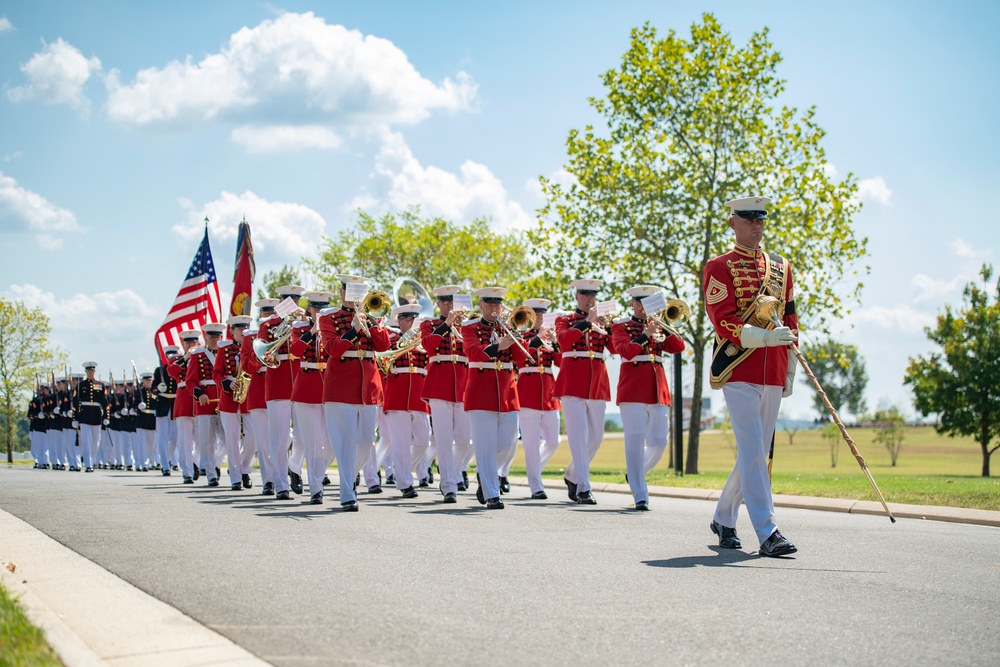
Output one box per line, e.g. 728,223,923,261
706,276,728,305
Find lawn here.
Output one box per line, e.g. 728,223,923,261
0,581,61,667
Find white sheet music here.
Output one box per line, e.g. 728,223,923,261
454,293,474,310
274,297,299,318
344,282,368,303
542,312,558,328
595,300,619,317
641,291,666,315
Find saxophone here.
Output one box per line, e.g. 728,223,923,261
232,370,252,404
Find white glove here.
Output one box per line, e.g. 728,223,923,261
128,409,136,416
138,402,146,410
740,324,796,348
54,407,61,414
114,411,121,418
782,348,797,398
103,419,110,426
71,420,79,428
157,383,167,393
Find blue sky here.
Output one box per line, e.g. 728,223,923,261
1,1,997,419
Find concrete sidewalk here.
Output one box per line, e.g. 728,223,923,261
0,509,271,667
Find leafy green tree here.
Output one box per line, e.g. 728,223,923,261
531,15,868,473
905,264,1000,476
0,298,60,463
305,208,564,305
871,403,906,466
820,421,841,467
256,264,301,301
801,338,868,421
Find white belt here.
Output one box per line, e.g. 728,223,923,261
429,354,468,364
390,366,427,375
301,362,327,370
274,354,290,361
562,351,605,361
469,361,514,371
628,355,663,363
342,350,373,360
80,401,101,407
199,380,216,386
177,381,187,388
159,393,176,398
517,367,553,375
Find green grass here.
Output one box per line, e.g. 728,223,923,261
508,426,1000,511
0,582,62,667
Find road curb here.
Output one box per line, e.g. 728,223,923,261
0,509,272,667
509,478,1000,527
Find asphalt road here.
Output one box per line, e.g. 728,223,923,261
1,465,998,667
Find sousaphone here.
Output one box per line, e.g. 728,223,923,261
392,277,436,319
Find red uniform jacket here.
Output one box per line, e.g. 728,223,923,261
612,316,685,405
514,329,561,412
239,332,267,411
185,347,219,417
553,309,612,401
289,321,325,405
383,330,430,413
212,340,246,414
704,244,798,387
319,306,391,405
258,315,299,402
168,354,194,418
461,317,528,413
419,317,469,403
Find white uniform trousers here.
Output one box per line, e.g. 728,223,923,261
288,408,305,476
498,429,518,477
220,411,253,485
266,400,293,493
129,430,142,467
619,403,669,504
137,428,156,468
96,429,110,466
519,408,562,494
249,408,271,485
456,412,475,475
29,431,39,465
155,417,177,470
175,416,196,478
385,411,431,492
293,402,332,496
426,399,470,495
375,411,394,479
469,410,518,501
419,440,436,483
715,382,782,545
363,441,381,488
60,429,74,467
79,424,101,469
324,403,378,504
561,396,606,493
42,429,56,465
196,414,224,480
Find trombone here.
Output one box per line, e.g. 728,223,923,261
498,304,536,357
647,299,690,341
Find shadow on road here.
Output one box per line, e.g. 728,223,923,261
643,546,759,568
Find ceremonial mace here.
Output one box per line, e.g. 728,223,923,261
755,295,896,523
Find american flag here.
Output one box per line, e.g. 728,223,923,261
154,223,221,363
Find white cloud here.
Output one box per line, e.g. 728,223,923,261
2,151,23,162
231,124,342,153
0,17,13,33
910,273,969,304
105,11,476,134
856,176,892,206
174,190,326,260
7,38,101,111
0,171,82,249
823,163,839,179
3,283,160,344
349,130,532,229
853,303,935,335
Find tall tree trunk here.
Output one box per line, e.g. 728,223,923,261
981,421,991,477
685,344,705,474
5,398,13,464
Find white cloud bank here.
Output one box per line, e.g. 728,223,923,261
0,171,82,249
349,131,532,229
0,17,13,33
4,283,159,342
856,176,892,206
230,124,342,153
174,191,327,260
105,11,476,151
6,38,101,111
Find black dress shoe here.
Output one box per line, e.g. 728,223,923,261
575,491,596,505
368,485,383,494
85,467,94,473
341,500,359,512
161,471,171,477
171,465,179,471
261,482,275,496
322,475,331,486
208,478,219,487
386,474,396,487
310,492,323,505
564,477,578,502
354,474,360,489
401,486,418,499
289,470,303,494
486,497,504,510
531,491,548,500
231,482,242,491
634,500,650,511
457,480,467,492
427,466,435,484
443,492,457,503
475,473,486,505
182,476,193,484
192,465,200,481
499,476,510,493
710,521,742,549
200,467,206,475
215,466,221,480
242,474,252,488
418,478,429,488
462,470,469,488
759,530,797,557
126,465,133,471
276,490,290,500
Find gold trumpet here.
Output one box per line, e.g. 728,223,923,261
647,299,690,342
498,305,536,357
374,328,423,373
356,290,392,337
